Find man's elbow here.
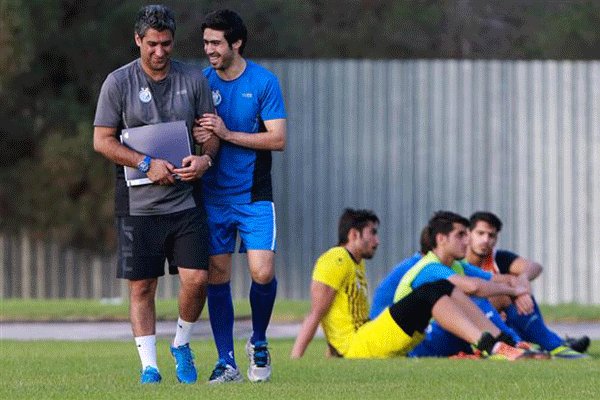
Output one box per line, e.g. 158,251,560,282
93,138,103,154
271,133,286,151
274,138,285,151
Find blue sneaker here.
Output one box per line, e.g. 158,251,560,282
170,343,198,384
140,366,161,384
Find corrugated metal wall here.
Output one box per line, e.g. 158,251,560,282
263,59,600,304
3,59,599,304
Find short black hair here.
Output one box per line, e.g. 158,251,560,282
338,208,379,245
202,9,247,55
135,4,176,38
469,211,503,232
427,211,469,248
419,225,432,254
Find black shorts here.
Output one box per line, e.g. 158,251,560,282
116,207,209,280
387,280,454,336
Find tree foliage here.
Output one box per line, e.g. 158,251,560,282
2,0,600,250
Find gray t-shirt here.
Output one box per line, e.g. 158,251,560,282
94,58,214,216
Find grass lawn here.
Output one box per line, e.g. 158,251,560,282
1,298,599,322
1,338,599,400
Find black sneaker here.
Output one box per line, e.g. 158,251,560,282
565,336,590,353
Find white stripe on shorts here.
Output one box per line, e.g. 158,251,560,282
270,202,277,251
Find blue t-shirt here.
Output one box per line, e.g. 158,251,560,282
370,252,421,319
370,252,493,319
202,61,287,204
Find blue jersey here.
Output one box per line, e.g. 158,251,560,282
371,252,493,319
202,61,287,204
369,252,421,319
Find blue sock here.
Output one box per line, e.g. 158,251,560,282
207,282,236,368
505,298,563,351
471,297,522,344
250,278,277,344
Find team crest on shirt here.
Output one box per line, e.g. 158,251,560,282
212,90,222,106
138,87,152,103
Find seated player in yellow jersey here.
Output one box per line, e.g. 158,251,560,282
290,208,531,360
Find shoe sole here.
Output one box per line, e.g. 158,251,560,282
247,369,271,383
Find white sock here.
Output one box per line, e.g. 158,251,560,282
173,317,195,347
135,335,158,370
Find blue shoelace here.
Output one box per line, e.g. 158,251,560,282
253,343,269,367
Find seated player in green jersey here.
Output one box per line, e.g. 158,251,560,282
290,208,531,360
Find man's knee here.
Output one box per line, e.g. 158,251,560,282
129,279,157,300
180,269,208,288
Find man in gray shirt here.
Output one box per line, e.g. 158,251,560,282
93,4,218,384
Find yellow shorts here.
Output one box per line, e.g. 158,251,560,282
344,309,424,359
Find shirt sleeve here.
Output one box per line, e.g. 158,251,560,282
93,73,122,127
495,250,519,274
195,71,215,116
463,263,493,280
412,263,455,289
312,251,349,291
259,74,287,121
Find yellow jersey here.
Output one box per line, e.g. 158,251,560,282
312,246,369,355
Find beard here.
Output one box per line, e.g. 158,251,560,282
470,245,491,258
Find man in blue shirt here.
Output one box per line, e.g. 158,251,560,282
193,9,286,383
371,212,537,357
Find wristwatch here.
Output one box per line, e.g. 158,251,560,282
137,155,151,173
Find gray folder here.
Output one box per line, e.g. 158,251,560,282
120,120,192,187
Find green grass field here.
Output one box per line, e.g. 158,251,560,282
1,300,599,399
1,298,599,322
1,338,599,400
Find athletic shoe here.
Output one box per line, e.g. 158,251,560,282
449,350,484,360
245,339,271,382
170,343,197,384
565,335,591,353
550,345,589,359
140,366,161,384
516,342,551,360
487,342,527,361
208,360,243,384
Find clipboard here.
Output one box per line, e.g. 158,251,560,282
120,120,192,186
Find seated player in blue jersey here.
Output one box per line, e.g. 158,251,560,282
371,226,528,351
464,211,589,358
390,211,550,358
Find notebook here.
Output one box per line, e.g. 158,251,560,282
120,120,192,186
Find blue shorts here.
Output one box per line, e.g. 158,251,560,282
205,201,276,255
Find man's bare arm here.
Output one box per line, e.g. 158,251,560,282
290,281,336,359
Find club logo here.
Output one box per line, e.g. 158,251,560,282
139,87,152,103
212,90,222,106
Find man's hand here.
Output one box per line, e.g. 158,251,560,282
513,293,534,315
147,158,176,185
172,155,211,181
197,113,232,141
192,124,213,144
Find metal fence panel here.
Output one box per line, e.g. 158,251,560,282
2,59,599,304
